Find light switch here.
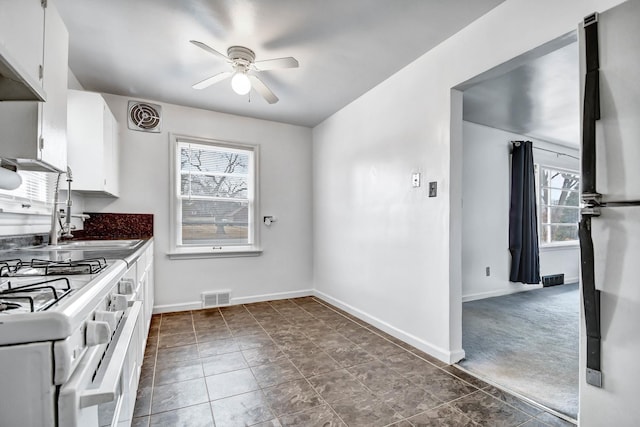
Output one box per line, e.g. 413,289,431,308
428,181,437,197
412,173,421,188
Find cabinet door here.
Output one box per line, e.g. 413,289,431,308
0,0,67,172
0,0,45,88
102,105,119,196
67,90,106,191
39,1,69,171
67,90,119,196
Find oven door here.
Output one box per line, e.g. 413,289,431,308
59,301,143,427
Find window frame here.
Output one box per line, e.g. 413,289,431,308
535,164,580,248
168,133,261,259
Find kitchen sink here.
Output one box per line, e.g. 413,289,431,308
25,239,143,251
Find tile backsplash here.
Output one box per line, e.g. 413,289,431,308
71,212,153,240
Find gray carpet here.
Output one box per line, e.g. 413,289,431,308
460,283,579,419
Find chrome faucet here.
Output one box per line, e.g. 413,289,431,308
50,166,73,245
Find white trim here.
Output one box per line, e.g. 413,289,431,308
540,242,580,251
313,289,459,364
153,301,202,314
462,284,543,302
231,289,314,305
166,248,262,259
168,133,261,257
152,289,313,314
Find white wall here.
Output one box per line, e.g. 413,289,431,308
313,0,624,367
83,94,313,310
461,121,580,302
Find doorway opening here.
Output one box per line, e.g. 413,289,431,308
453,32,581,421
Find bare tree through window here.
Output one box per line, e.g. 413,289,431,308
539,167,580,243
178,142,253,245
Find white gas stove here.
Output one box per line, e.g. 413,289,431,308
0,255,144,427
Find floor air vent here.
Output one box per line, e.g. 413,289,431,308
202,290,231,308
542,274,565,287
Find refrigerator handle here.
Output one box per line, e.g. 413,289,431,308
579,217,602,387
579,12,603,388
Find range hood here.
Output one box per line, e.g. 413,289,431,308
0,44,46,102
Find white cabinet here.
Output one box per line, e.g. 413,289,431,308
0,0,45,98
136,242,154,335
67,90,119,196
0,1,68,172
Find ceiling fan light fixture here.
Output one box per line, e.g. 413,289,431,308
231,70,251,95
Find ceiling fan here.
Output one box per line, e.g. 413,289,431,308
190,40,299,104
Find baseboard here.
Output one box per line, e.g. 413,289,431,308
462,284,543,302
152,289,314,314
313,289,458,364
153,301,202,314
231,289,314,305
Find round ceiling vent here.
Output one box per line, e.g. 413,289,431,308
127,101,162,133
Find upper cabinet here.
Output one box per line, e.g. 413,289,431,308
67,90,120,197
0,1,69,172
0,0,46,101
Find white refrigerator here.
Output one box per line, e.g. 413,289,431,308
578,0,640,425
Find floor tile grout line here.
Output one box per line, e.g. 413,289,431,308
475,387,545,422
141,314,161,419
155,301,460,423
217,305,278,424
241,301,349,426
263,299,467,424
308,296,443,363
145,300,564,427
454,363,576,425
241,302,346,425
306,296,495,393
195,308,217,425
437,389,529,426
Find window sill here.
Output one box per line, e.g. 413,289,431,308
167,247,263,260
540,242,580,251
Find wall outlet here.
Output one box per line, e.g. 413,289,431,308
485,266,490,276
428,181,437,197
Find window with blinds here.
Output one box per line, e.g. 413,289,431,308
0,171,55,212
537,165,580,244
173,137,257,249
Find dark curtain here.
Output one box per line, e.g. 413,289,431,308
509,141,541,284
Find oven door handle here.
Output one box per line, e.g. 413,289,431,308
79,301,142,408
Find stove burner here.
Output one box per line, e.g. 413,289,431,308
0,258,108,277
0,277,73,312
0,259,23,277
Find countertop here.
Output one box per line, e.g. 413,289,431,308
0,238,153,268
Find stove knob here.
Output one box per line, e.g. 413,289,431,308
86,321,111,346
94,310,118,331
118,279,135,295
110,294,128,311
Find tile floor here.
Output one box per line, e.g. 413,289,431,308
133,297,575,427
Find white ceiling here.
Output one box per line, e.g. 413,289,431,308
54,0,506,128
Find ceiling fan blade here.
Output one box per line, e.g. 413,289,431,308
253,57,299,71
248,75,279,104
190,40,230,62
192,71,232,90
